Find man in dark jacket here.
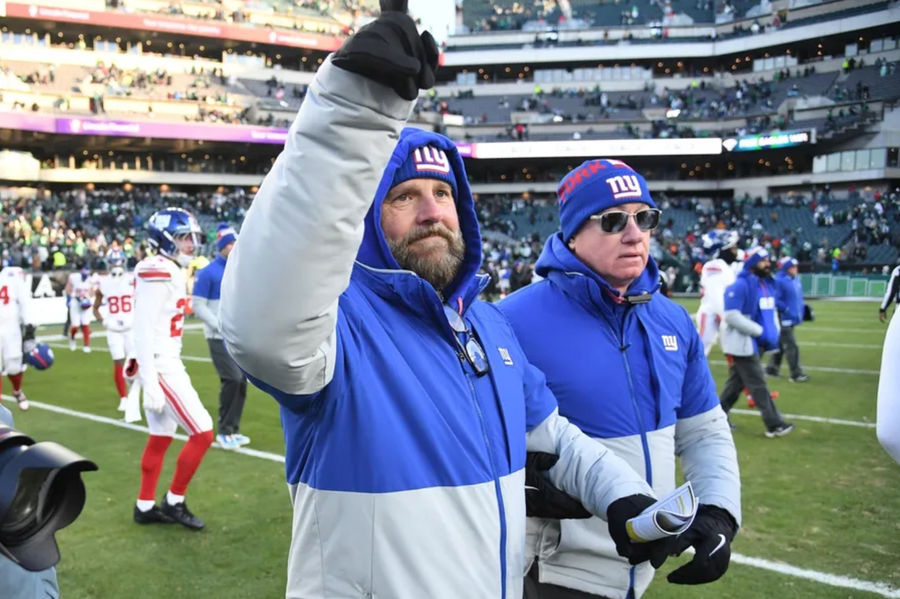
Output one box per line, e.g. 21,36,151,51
766,258,809,382
500,160,741,599
719,248,795,438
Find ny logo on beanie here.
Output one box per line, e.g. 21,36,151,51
413,146,451,175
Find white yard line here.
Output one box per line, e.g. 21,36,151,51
3,396,283,462
798,341,881,349
730,408,876,428
3,395,897,597
729,554,900,598
708,360,878,375
804,326,884,333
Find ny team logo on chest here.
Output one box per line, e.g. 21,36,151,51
661,335,679,352
413,146,451,174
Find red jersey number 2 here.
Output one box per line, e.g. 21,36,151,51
170,298,188,337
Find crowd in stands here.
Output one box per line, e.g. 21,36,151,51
5,184,897,296
0,186,251,271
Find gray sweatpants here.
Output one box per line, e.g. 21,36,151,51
767,325,804,378
720,354,785,431
207,337,247,436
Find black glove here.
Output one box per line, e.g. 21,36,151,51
524,452,592,520
667,504,738,585
22,324,36,342
607,494,673,568
332,0,438,101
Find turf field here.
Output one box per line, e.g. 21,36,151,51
3,299,898,598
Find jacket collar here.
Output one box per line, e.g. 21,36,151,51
534,232,660,315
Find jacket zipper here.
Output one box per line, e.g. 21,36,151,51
617,309,652,599
456,340,508,598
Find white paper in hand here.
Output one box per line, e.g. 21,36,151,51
626,481,698,542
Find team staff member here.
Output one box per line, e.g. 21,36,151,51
719,248,795,438
879,264,900,322
500,160,741,599
877,301,900,465
220,4,671,597
193,223,249,450
766,258,809,382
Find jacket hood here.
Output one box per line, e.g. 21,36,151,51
355,127,483,307
534,232,660,300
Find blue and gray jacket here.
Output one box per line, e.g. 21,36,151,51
220,58,652,599
498,234,741,599
192,254,225,339
774,266,803,327
722,267,780,355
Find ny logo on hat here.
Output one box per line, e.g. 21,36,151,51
413,147,451,175
606,175,642,200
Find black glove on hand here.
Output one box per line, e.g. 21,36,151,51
332,0,439,101
667,504,738,585
22,324,36,342
524,452,592,520
607,494,672,568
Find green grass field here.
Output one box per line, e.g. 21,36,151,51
3,299,898,598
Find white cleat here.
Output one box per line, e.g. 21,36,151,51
13,391,29,412
83,346,92,354
69,338,77,351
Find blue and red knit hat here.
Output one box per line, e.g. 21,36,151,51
743,246,770,271
216,222,237,252
390,145,458,198
557,159,657,241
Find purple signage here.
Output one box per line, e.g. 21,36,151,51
0,111,290,145
0,112,474,157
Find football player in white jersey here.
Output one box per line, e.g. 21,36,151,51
93,251,139,422
0,265,35,411
696,230,741,356
65,265,99,353
132,207,213,530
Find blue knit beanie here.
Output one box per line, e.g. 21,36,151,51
558,159,656,241
390,145,458,198
779,257,798,273
743,246,770,271
216,223,237,252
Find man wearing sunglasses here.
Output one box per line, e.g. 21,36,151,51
219,4,671,598
500,160,742,599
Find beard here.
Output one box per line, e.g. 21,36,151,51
753,264,772,278
387,223,466,294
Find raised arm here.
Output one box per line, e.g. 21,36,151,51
220,5,436,397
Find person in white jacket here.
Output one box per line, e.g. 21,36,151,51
220,3,673,598
877,308,900,466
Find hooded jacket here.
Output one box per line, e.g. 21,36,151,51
721,265,781,356
498,234,740,599
220,58,652,599
774,264,803,327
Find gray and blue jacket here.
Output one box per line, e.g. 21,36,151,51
499,234,741,599
774,264,803,327
220,58,652,599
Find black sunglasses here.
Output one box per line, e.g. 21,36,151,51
588,208,662,234
443,305,490,377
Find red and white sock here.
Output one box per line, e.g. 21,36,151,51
113,364,127,398
138,435,173,503
169,430,214,496
81,325,91,347
8,373,23,393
